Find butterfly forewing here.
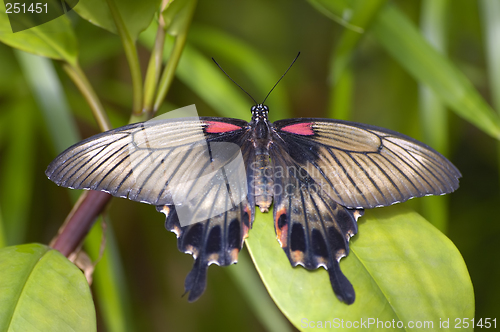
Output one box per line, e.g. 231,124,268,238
273,118,461,209
46,117,251,207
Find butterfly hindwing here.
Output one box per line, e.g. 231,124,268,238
273,118,461,209
157,197,252,302
270,141,363,304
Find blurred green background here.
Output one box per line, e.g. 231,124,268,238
0,0,499,331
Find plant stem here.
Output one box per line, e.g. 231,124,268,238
142,0,171,119
106,0,143,116
142,25,166,118
153,0,197,115
63,62,112,132
51,191,112,256
53,61,113,256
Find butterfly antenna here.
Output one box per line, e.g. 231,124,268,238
212,58,258,105
262,52,300,104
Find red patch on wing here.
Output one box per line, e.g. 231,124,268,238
281,123,314,136
274,207,288,248
204,121,241,133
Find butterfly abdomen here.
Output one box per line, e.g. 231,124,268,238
252,153,273,212
249,110,275,213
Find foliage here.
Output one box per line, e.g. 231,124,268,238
0,0,497,331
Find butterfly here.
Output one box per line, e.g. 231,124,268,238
45,56,461,304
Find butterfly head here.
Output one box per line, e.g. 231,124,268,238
251,104,269,119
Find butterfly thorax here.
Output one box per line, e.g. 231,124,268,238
249,104,274,212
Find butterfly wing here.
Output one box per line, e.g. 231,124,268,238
46,117,250,206
273,118,461,209
46,117,256,301
270,118,460,303
270,144,363,304
157,198,253,302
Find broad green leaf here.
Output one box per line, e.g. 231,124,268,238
246,206,473,331
74,0,161,39
0,243,96,331
0,0,77,64
309,1,500,140
73,0,116,33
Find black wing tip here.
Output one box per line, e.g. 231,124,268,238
184,258,208,302
328,262,355,305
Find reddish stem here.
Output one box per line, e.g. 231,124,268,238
51,191,112,257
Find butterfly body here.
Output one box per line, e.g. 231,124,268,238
248,104,274,212
46,103,460,304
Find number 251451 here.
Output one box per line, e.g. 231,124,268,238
5,3,48,14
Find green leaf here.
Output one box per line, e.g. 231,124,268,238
74,0,161,39
163,0,196,36
371,5,500,140
16,51,80,153
0,243,96,331
246,206,473,331
0,0,77,64
309,1,500,140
